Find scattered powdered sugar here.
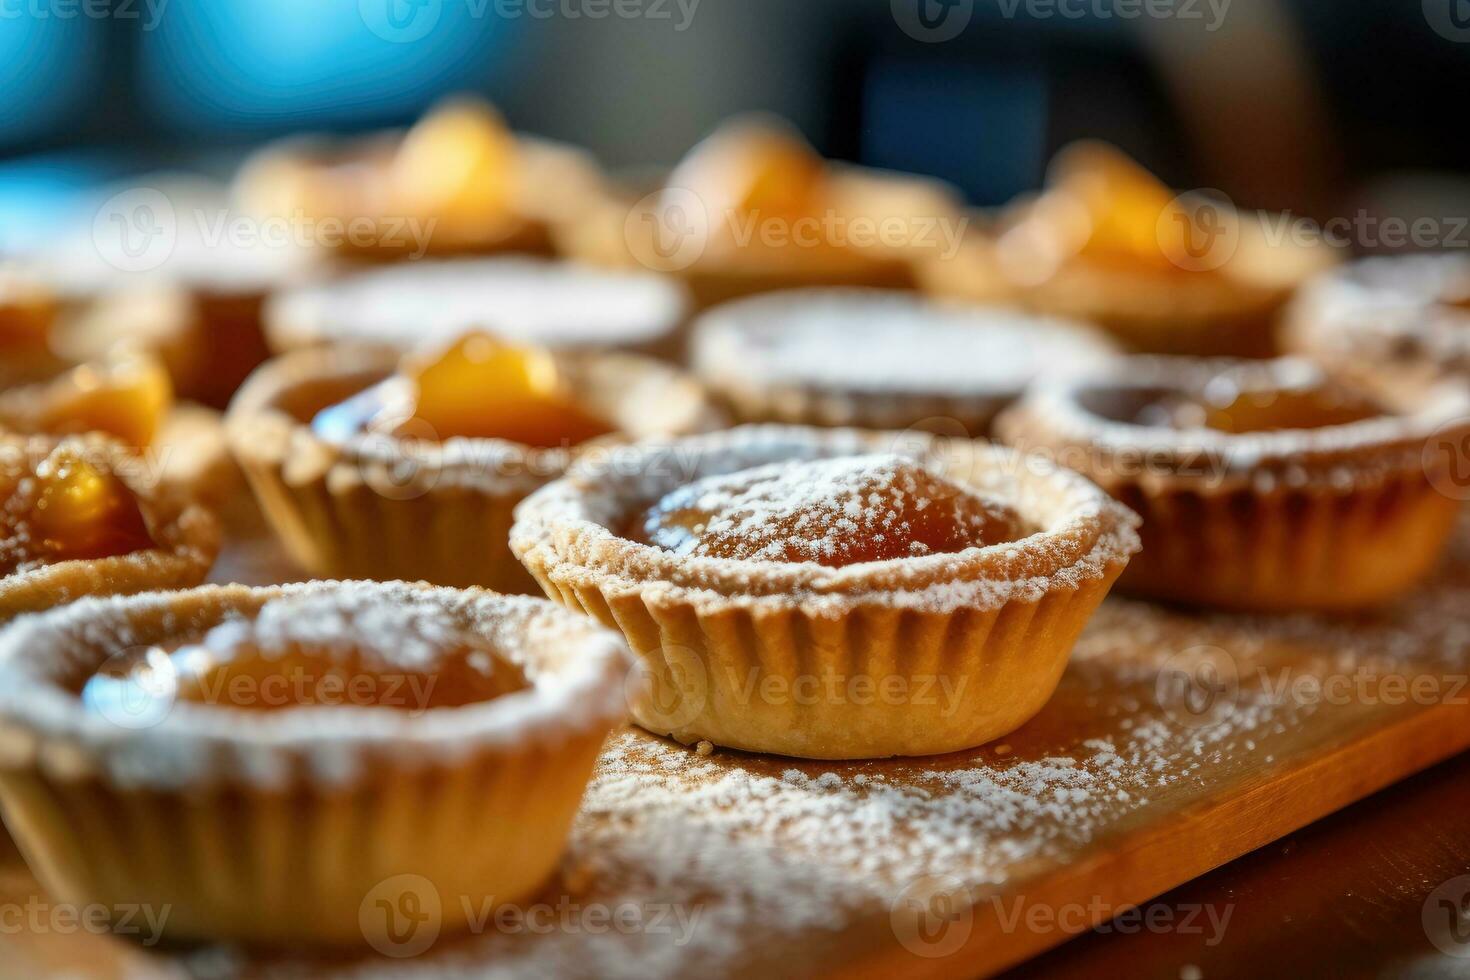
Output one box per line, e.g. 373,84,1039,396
692,288,1118,398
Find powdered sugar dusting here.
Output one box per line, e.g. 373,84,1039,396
631,452,1023,565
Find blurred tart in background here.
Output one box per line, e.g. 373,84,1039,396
234,98,602,263
0,434,219,621
511,425,1138,759
1285,252,1470,387
997,356,1470,611
226,331,723,592
0,582,627,945
559,116,966,308
691,287,1118,435
266,256,691,361
921,143,1340,358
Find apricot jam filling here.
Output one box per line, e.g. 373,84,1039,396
1099,383,1387,434
627,454,1024,567
81,626,529,714
0,445,157,575
0,349,172,448
1001,143,1217,276
391,99,518,224
311,333,614,449
669,123,826,224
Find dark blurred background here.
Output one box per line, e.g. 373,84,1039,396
3,0,1469,251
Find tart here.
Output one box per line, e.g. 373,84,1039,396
691,287,1118,435
919,142,1339,357
0,581,628,945
265,256,691,361
0,434,219,621
226,332,723,593
234,98,601,262
510,425,1139,759
558,116,965,308
997,356,1470,611
1285,252,1470,386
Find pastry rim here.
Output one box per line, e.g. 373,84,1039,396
997,356,1470,490
510,424,1141,614
0,581,629,789
225,342,726,498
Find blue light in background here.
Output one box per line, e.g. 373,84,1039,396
863,58,1047,206
139,0,523,132
0,12,102,143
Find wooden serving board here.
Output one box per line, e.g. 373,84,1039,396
6,527,1470,979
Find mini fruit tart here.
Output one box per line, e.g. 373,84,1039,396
0,581,628,945
226,332,723,593
920,142,1338,358
0,434,219,621
1285,253,1470,386
997,357,1470,611
265,256,691,361
559,116,964,308
691,287,1118,435
235,98,601,262
511,425,1139,759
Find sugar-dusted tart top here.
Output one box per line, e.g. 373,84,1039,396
82,590,531,717
266,257,688,353
628,453,1025,567
692,289,1117,401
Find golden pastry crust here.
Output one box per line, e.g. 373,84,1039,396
0,581,628,945
0,434,219,622
510,425,1139,759
225,343,724,592
997,357,1470,611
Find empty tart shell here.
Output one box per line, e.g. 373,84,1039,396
997,357,1470,611
510,425,1140,759
225,344,723,593
0,581,628,945
1285,253,1470,386
690,287,1118,435
0,434,219,623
